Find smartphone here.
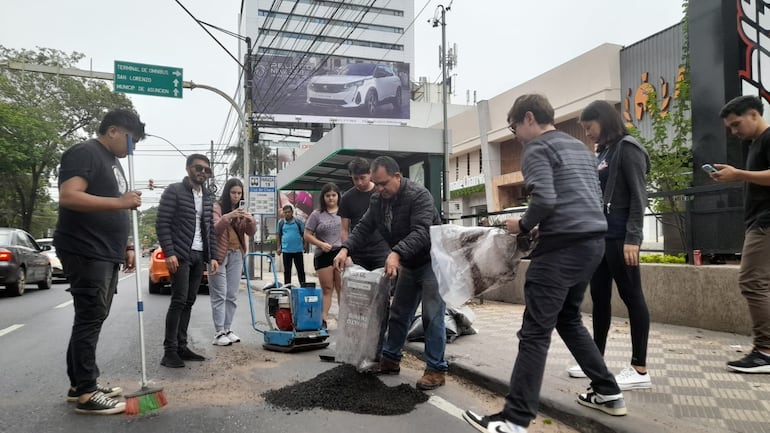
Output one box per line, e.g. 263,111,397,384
701,163,718,174
238,199,246,210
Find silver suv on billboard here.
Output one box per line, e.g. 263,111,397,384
306,63,403,116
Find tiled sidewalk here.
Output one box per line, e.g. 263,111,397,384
405,300,770,433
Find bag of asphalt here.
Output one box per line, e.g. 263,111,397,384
336,265,390,371
430,225,534,307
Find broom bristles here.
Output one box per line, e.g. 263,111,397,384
124,387,167,415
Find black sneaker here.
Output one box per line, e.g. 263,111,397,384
577,390,627,416
727,349,770,373
160,351,185,368
67,384,123,402
74,391,126,415
462,410,528,433
177,347,205,361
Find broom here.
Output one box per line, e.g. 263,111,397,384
123,133,167,415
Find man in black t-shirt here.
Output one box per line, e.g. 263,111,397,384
54,109,145,415
339,157,390,270
714,95,770,374
338,157,393,361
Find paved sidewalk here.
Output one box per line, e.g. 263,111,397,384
245,275,770,433
405,300,770,433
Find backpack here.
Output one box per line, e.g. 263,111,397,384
279,219,303,237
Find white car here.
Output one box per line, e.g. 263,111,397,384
306,63,403,116
35,238,66,282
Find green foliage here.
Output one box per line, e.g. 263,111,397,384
450,183,485,199
0,46,134,231
225,138,276,176
138,207,159,249
640,253,687,264
628,3,691,253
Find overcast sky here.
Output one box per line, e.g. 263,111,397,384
1,0,684,207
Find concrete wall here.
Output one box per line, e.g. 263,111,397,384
482,261,751,335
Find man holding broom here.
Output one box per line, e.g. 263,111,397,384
54,109,145,415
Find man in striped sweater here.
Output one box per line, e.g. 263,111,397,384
463,95,625,433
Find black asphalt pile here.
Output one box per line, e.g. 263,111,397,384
263,364,429,415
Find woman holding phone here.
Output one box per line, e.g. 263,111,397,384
210,178,256,346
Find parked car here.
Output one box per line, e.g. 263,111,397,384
0,228,52,296
148,246,208,295
306,63,403,116
35,238,67,282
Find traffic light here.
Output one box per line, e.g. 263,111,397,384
148,179,155,190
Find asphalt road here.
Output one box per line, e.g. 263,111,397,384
0,262,519,433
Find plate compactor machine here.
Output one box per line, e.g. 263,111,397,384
244,253,329,352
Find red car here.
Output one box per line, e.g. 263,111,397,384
148,247,209,295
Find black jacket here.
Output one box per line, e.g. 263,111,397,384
156,177,216,263
600,135,650,245
344,177,440,269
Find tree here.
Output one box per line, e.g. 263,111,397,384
0,46,135,231
628,3,692,254
224,137,276,177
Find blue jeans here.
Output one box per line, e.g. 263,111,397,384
382,262,448,372
503,237,620,427
209,249,243,333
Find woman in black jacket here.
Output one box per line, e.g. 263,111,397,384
570,100,652,391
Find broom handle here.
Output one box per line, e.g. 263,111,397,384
127,135,149,388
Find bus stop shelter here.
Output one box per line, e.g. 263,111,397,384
276,123,446,211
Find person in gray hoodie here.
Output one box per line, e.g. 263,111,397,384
570,100,652,391
463,94,624,433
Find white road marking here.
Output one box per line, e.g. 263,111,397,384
0,324,25,337
54,300,73,309
428,395,465,420
52,268,144,308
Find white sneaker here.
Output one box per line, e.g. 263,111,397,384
462,410,528,433
212,331,232,346
614,366,652,390
567,364,587,378
225,330,241,343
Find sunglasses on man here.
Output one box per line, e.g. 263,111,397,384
190,164,212,175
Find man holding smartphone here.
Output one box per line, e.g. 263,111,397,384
712,95,770,374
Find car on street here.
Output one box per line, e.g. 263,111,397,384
148,246,208,295
0,228,52,296
306,63,403,116
35,238,67,282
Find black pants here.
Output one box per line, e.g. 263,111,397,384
164,251,204,352
281,252,306,286
60,253,119,396
590,238,650,367
503,238,619,427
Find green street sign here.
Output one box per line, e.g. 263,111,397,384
114,60,183,98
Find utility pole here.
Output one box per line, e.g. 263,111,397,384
244,37,253,180
432,3,452,221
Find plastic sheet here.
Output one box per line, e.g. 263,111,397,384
336,265,390,371
430,225,534,307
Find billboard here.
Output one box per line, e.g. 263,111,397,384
251,54,410,125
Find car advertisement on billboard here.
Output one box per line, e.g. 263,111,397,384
251,53,410,125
